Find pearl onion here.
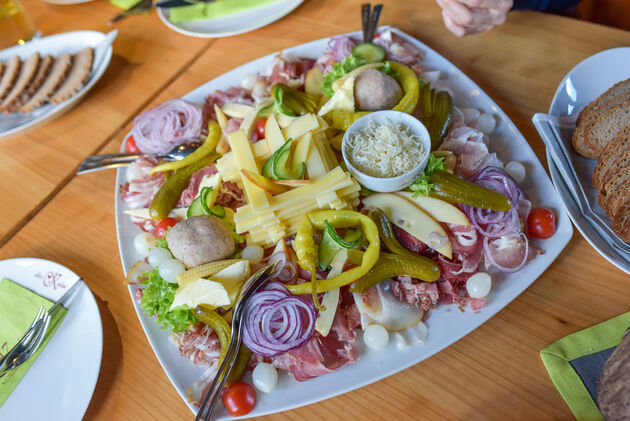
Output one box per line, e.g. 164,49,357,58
158,259,185,283
148,247,172,268
252,362,278,393
241,245,264,264
478,113,496,134
126,161,143,182
504,161,526,183
134,232,157,257
466,272,492,299
241,73,257,90
363,324,389,350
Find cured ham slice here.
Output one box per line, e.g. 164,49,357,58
20,53,72,113
0,56,21,102
50,47,94,104
0,52,39,113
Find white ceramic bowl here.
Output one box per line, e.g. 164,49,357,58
341,110,431,192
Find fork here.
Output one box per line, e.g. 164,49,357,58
195,263,276,421
0,307,51,378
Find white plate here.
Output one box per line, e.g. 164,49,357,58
157,0,303,38
115,26,573,419
0,258,102,421
0,30,117,141
541,47,630,273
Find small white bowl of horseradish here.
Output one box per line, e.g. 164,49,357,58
342,110,431,192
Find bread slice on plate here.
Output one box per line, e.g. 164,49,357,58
599,164,630,209
578,78,630,124
0,52,40,114
13,54,54,112
0,62,5,81
0,56,21,102
572,96,629,158
592,125,630,189
50,47,93,104
19,53,72,114
607,179,630,218
612,202,630,242
583,100,630,158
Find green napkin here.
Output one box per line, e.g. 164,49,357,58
169,0,280,24
110,0,142,10
540,311,630,421
0,278,67,406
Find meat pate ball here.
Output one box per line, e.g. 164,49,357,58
354,68,403,111
167,215,235,268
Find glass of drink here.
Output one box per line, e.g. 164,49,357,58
0,0,38,50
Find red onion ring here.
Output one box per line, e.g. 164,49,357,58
242,282,316,357
132,99,202,154
483,232,529,273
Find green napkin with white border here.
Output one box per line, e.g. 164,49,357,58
540,311,630,421
168,0,281,23
0,278,67,406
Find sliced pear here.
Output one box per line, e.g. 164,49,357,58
274,179,311,186
292,132,312,169
305,66,324,96
395,192,470,226
265,113,285,152
362,193,452,258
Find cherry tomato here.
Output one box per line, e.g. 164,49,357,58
155,217,178,238
223,382,256,417
255,117,267,139
527,207,556,239
126,135,140,154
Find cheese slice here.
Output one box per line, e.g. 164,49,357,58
228,130,270,209
171,278,231,310
214,104,228,129
315,250,347,336
282,114,320,141
217,135,271,182
318,76,356,116
276,112,296,129
265,113,285,153
208,260,250,303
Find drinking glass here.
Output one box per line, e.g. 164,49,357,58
0,0,38,50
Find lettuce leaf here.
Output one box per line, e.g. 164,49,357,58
140,269,195,332
409,153,445,197
322,54,366,97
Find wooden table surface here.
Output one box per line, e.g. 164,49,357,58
2,0,630,420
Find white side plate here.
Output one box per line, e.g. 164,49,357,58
0,30,117,141
0,258,103,421
539,47,630,274
158,0,303,38
115,26,573,419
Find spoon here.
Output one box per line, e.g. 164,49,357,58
76,141,201,174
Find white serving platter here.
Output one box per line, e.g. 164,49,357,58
0,30,117,141
0,258,102,421
536,47,630,274
115,26,573,419
157,0,303,38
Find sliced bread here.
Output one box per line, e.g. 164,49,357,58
572,96,629,158
599,164,630,210
592,125,630,189
0,56,21,101
50,47,93,104
583,101,630,158
0,52,40,114
19,53,72,114
0,62,5,81
612,202,630,242
13,54,53,111
578,78,630,124
607,179,630,218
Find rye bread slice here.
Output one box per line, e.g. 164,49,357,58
0,56,21,101
607,179,630,218
578,78,630,124
0,62,5,81
599,164,630,209
50,47,93,104
13,54,53,112
0,52,40,114
19,53,72,114
572,95,629,158
592,125,630,189
612,202,630,242
583,101,630,158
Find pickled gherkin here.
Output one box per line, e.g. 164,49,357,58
419,83,453,150
429,170,512,211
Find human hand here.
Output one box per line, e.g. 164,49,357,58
435,0,514,36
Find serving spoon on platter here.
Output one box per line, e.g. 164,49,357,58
76,141,201,174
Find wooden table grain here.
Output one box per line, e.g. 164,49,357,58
1,1,630,420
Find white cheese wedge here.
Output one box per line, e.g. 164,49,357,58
171,278,231,310
315,249,347,336
318,76,356,116
208,260,250,303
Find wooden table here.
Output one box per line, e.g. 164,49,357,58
2,1,630,419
